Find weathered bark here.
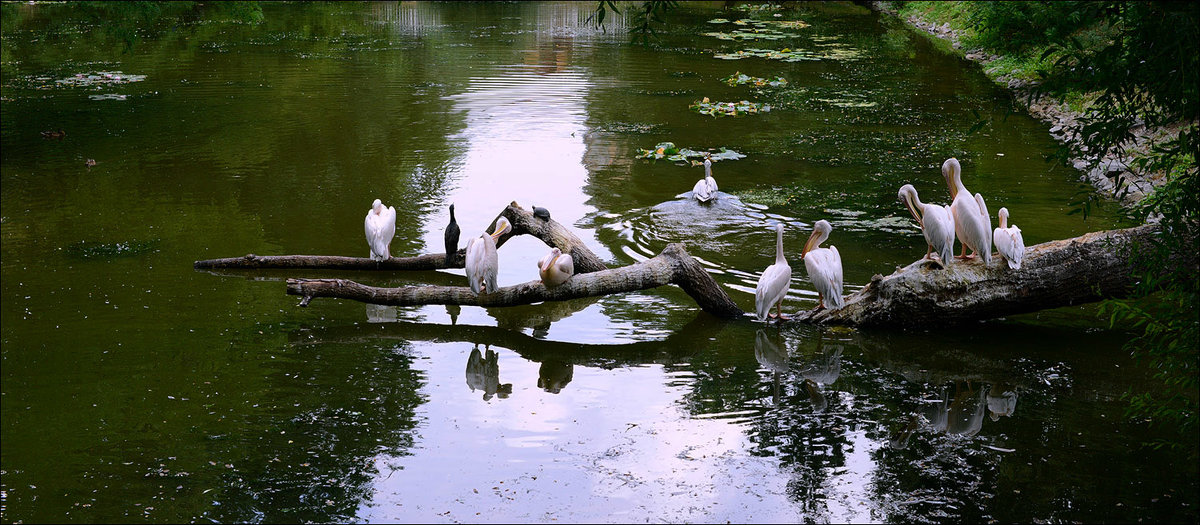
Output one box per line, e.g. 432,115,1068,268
286,243,744,318
193,202,608,273
794,224,1159,327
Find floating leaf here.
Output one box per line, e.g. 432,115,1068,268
636,144,746,164
689,99,771,117
721,72,788,88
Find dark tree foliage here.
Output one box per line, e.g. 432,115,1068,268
990,1,1198,457
588,1,680,45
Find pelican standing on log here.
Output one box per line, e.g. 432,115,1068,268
898,184,955,265
993,207,1025,269
693,157,718,203
444,204,460,266
364,198,396,261
537,247,575,287
801,220,844,310
942,158,992,264
755,223,792,321
465,217,512,295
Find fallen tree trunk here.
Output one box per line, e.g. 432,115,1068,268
794,224,1160,327
194,202,609,273
286,243,745,318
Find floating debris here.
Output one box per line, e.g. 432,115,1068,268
65,239,161,259
722,72,788,88
689,97,771,117
88,94,128,101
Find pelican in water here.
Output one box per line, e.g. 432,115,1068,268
993,207,1025,269
801,220,844,310
364,198,396,261
692,157,718,203
755,223,792,321
537,247,575,287
464,217,512,295
898,184,955,265
942,158,992,264
444,204,460,266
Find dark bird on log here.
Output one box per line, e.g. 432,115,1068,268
41,129,67,139
533,206,551,221
444,203,461,265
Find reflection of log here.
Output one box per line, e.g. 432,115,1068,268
287,243,745,318
795,225,1160,327
194,202,608,273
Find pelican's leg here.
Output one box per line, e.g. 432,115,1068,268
776,301,790,320
924,244,933,260
955,244,976,260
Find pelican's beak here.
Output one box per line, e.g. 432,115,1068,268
801,230,818,259
902,192,923,226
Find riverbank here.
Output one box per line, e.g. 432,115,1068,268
871,1,1167,208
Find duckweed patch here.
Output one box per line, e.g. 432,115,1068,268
65,239,161,259
732,187,791,207
689,97,771,117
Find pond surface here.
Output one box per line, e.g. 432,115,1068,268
2,1,1196,523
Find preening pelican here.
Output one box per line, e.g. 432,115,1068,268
464,217,512,295
898,184,955,265
444,204,460,266
755,223,792,321
537,247,575,287
993,207,1025,269
692,158,718,202
364,198,396,261
801,220,844,310
942,158,992,264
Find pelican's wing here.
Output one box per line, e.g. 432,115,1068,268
465,236,483,294
805,248,844,309
555,253,575,276
924,204,956,263
693,178,712,202
1010,225,1024,269
708,176,718,195
482,235,499,294
974,193,993,258
755,261,792,321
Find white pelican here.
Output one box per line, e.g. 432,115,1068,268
993,207,1025,269
942,158,992,264
537,247,575,287
898,184,955,265
444,204,460,266
801,219,845,310
755,223,792,321
464,217,512,295
692,157,718,202
364,198,396,261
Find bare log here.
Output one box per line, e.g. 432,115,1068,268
194,202,608,273
286,243,744,318
794,224,1159,327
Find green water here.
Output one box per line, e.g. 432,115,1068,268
2,2,1194,523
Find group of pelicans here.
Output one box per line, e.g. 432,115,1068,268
362,156,1026,322
364,200,574,296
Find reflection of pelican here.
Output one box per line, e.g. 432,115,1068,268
802,379,828,413
923,382,987,437
365,303,396,323
993,207,1024,269
465,217,512,295
754,328,789,405
755,223,792,321
898,183,954,265
537,360,573,394
986,384,1018,421
364,198,396,261
801,220,844,309
692,158,718,202
941,158,992,264
465,345,512,401
799,344,843,386
537,247,574,287
444,204,460,265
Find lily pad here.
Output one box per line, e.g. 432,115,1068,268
722,72,788,88
713,47,820,62
55,71,147,88
703,28,788,41
689,97,771,117
636,144,746,164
